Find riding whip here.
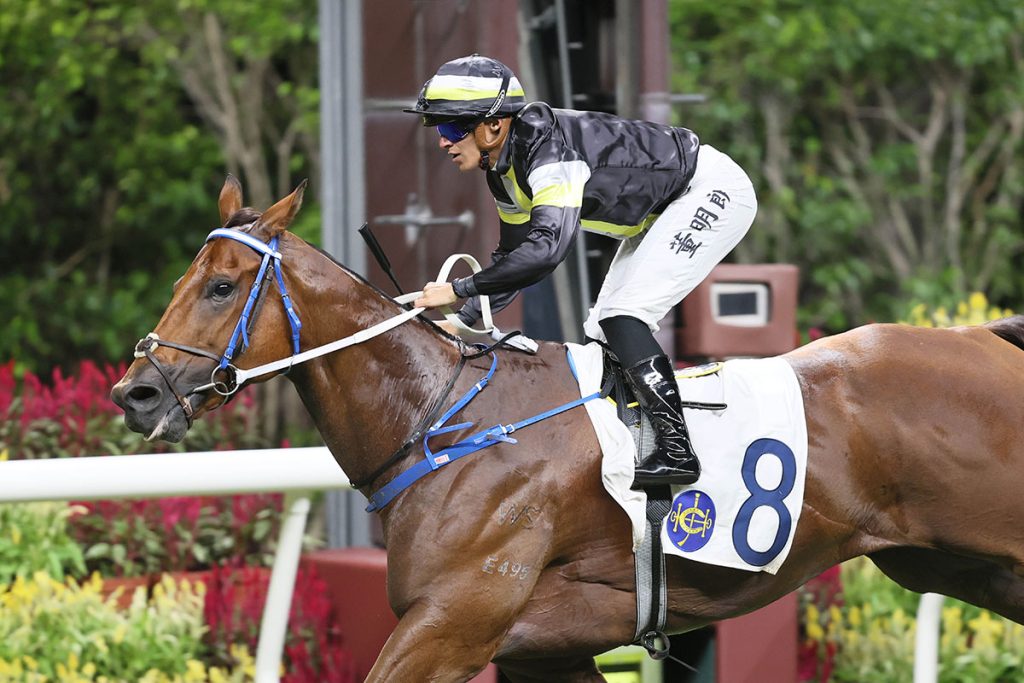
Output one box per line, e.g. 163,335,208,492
358,223,405,296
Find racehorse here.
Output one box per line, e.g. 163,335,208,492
112,177,1024,682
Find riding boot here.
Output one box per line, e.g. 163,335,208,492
623,354,701,487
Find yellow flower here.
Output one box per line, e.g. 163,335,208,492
0,449,7,461
113,624,127,644
184,659,206,682
849,606,862,628
968,609,1004,646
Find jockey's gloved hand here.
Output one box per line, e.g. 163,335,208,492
491,326,539,354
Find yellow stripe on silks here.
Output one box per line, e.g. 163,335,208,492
426,86,527,102
504,166,534,213
581,214,660,238
497,205,531,225
532,182,584,208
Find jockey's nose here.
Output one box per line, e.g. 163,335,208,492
111,380,164,414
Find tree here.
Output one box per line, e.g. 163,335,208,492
0,0,319,373
670,0,1024,329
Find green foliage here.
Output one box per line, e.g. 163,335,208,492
669,1,1024,330
0,502,87,585
804,559,1024,683
0,361,317,579
0,0,319,374
0,572,217,681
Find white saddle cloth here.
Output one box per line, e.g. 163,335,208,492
565,342,808,575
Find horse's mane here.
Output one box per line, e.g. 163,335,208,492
984,314,1024,353
221,208,458,341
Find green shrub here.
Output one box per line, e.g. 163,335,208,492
804,558,1024,683
0,500,87,585
0,572,255,682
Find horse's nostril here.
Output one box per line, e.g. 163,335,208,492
126,383,162,406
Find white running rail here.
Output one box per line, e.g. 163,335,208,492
0,448,949,682
913,592,944,683
0,447,350,683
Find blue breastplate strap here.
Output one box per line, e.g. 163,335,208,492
364,350,604,512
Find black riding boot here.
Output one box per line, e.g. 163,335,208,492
624,354,701,487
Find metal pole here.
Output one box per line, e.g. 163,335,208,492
318,0,366,269
553,0,590,342
320,0,369,548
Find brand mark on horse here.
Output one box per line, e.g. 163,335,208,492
497,502,538,529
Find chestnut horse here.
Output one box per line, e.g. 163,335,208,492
113,178,1024,682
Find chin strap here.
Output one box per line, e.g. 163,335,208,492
478,149,490,171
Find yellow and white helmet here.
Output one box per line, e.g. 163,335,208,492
404,54,527,126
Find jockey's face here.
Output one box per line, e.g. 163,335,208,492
438,123,482,172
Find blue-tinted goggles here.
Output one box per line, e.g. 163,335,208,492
437,120,477,142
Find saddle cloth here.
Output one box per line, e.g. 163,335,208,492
565,342,808,575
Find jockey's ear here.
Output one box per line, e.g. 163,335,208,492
218,174,243,226
255,179,307,239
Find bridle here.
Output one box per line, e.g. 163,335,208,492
131,226,423,425
130,227,519,493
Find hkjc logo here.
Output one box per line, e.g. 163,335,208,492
665,489,715,552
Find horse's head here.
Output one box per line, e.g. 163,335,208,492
111,175,307,442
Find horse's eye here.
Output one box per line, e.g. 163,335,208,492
213,282,234,298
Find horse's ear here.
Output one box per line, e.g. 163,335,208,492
255,179,307,238
218,175,243,225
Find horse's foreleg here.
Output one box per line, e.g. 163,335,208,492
365,558,544,683
364,599,501,682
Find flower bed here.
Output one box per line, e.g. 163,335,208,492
801,558,1024,683
0,360,354,680
0,360,292,578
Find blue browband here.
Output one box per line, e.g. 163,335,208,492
206,228,302,369
365,348,603,512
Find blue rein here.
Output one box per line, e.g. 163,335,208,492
365,349,605,512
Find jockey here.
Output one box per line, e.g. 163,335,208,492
407,54,757,488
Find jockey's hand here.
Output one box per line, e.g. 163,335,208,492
414,282,457,309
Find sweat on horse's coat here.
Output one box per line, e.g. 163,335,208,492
111,177,1024,683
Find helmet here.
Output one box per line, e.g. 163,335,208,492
404,54,526,126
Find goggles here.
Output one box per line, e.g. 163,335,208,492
437,120,478,143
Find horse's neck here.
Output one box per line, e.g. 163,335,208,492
287,262,459,483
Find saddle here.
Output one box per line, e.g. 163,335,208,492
598,349,727,660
